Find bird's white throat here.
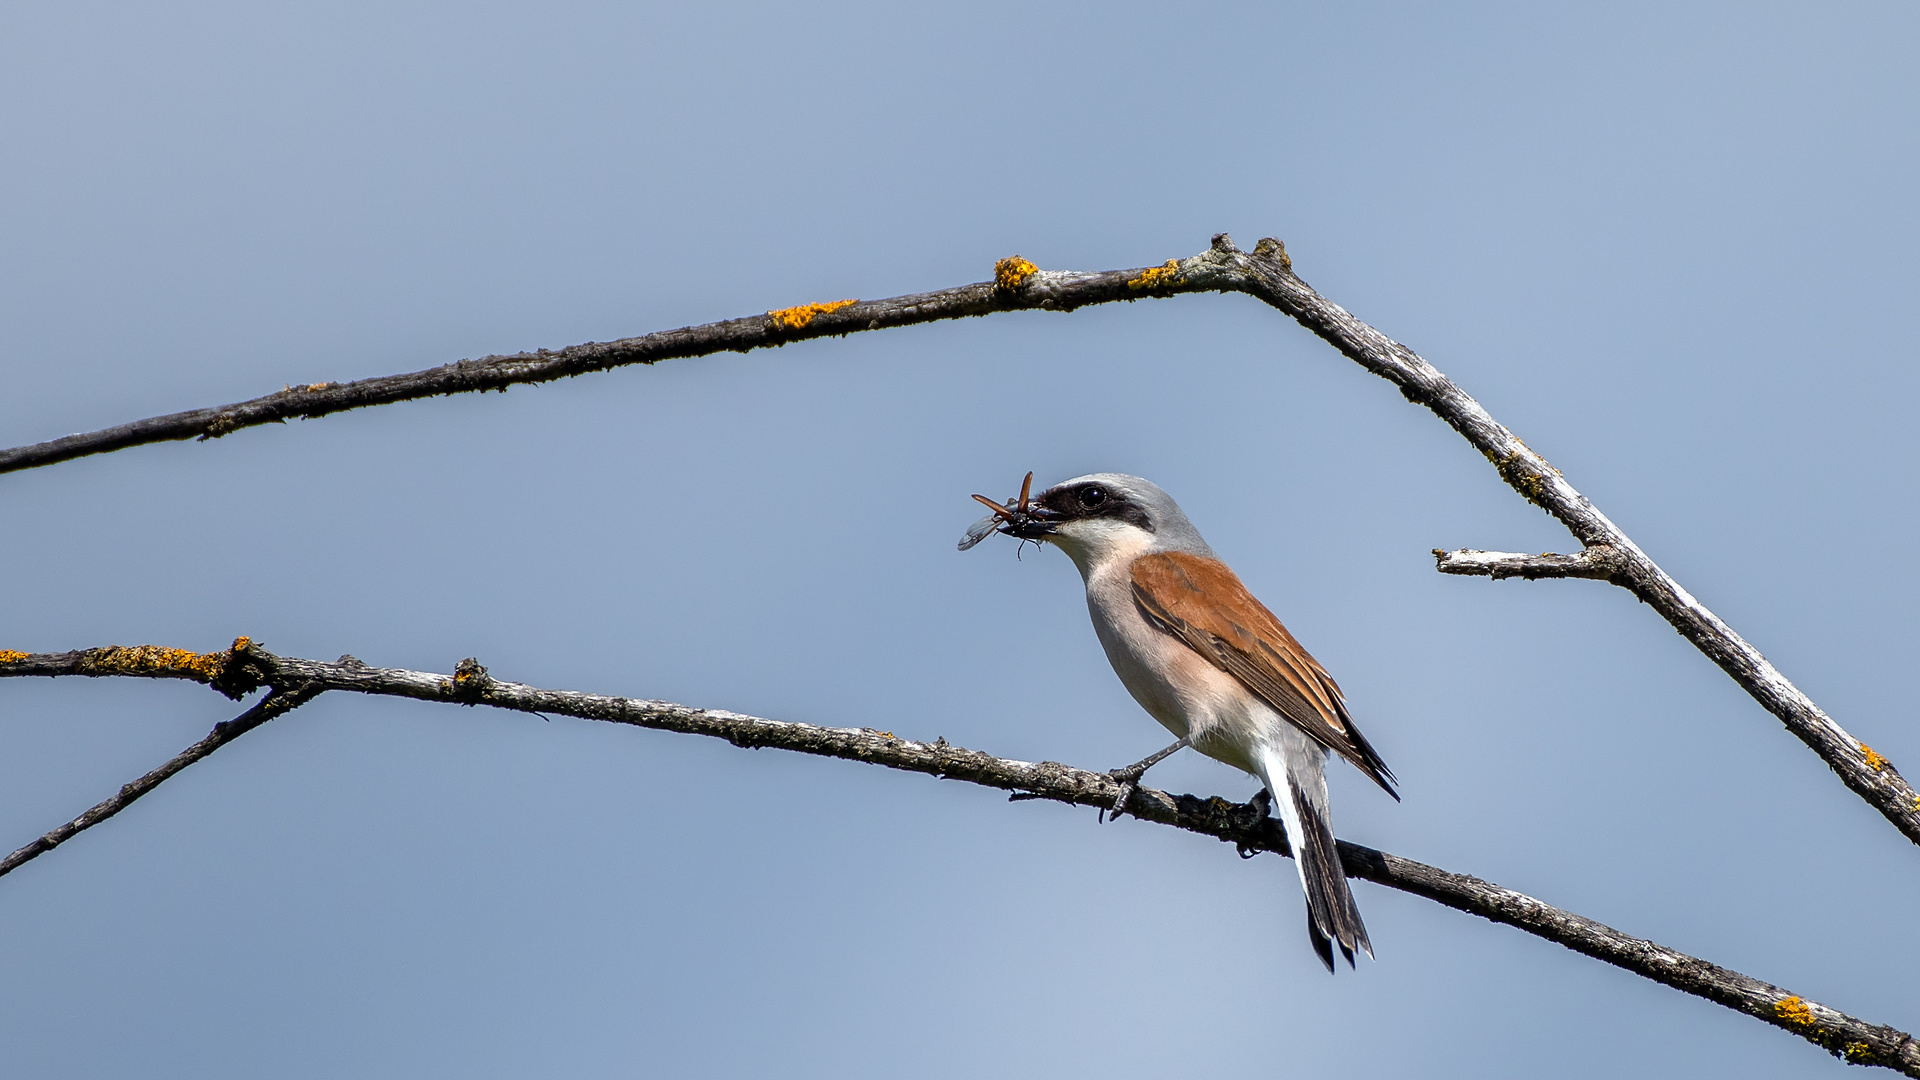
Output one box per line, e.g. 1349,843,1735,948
1045,518,1158,582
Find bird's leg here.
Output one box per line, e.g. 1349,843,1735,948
1101,737,1188,823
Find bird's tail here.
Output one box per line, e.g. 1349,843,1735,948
1254,735,1371,973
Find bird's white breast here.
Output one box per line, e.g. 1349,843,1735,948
1079,552,1266,775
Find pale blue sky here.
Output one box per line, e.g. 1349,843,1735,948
3,3,1917,1077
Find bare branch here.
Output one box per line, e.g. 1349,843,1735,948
3,643,1914,1073
1,230,1908,842
0,683,319,880
1433,545,1625,581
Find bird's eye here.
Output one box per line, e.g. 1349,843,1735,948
1079,485,1108,508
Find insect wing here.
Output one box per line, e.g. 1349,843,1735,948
958,512,1003,551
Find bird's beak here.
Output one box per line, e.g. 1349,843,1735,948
999,472,1058,540
1006,503,1059,541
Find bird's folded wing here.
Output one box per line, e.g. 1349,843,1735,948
1130,550,1398,798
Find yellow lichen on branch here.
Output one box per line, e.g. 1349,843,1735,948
994,256,1038,290
767,299,857,331
1775,996,1816,1026
74,637,250,683
1490,449,1550,504
1127,259,1183,290
1860,743,1888,771
0,650,27,664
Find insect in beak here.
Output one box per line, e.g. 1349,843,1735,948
957,471,1050,551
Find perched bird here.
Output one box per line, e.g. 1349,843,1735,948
962,472,1397,970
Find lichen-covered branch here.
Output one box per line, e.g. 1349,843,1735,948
0,255,1244,476
2,642,1915,1074
0,233,1906,849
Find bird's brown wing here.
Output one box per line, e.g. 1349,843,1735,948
1130,550,1397,798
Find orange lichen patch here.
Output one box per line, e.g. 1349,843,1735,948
448,658,493,701
1774,996,1816,1026
767,299,857,331
0,650,27,664
1845,1042,1877,1064
1127,259,1183,290
994,255,1038,290
77,644,233,682
1861,743,1889,771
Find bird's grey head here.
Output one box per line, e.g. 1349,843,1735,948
1009,473,1214,578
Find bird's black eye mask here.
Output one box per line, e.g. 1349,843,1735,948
1038,482,1155,533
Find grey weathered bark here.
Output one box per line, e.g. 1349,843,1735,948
1,234,1909,848
1,640,1913,1074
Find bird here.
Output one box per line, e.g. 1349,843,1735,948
961,472,1397,970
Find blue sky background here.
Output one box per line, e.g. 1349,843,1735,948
3,2,1917,1076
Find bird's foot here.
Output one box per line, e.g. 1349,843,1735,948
1235,788,1275,858
1100,738,1189,823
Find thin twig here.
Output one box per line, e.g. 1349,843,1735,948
0,233,1906,846
1432,546,1625,580
2,643,1913,1073
0,684,320,880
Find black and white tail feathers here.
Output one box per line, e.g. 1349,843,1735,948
1256,736,1371,973
1293,780,1369,972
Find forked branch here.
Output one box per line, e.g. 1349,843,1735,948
1,640,1915,1074
1214,241,1919,846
